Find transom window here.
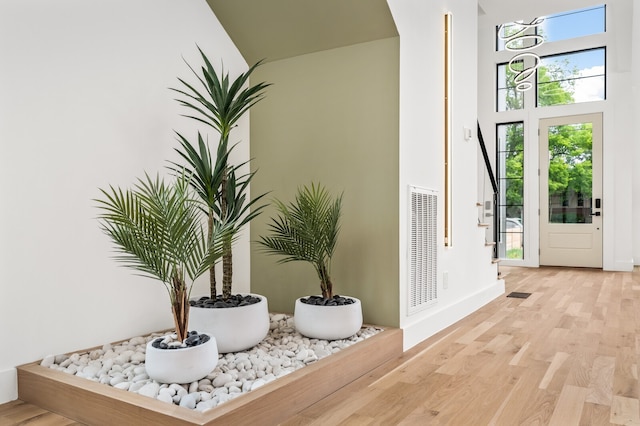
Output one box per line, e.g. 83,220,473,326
496,5,606,52
540,5,606,44
537,48,606,107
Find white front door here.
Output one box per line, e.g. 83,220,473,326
539,113,602,268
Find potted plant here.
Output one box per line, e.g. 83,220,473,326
170,47,271,352
258,183,363,340
96,173,231,383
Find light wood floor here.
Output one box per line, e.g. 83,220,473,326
281,266,640,425
0,399,81,425
3,266,639,425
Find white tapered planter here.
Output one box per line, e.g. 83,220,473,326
294,296,363,340
189,294,269,353
145,333,218,384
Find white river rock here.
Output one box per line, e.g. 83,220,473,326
40,355,55,368
43,313,382,411
179,396,196,409
138,382,160,398
212,373,233,387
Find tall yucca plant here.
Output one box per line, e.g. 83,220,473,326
171,47,270,300
96,173,231,341
258,183,343,299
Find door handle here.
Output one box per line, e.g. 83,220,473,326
591,198,601,216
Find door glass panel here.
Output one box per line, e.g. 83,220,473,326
547,122,593,224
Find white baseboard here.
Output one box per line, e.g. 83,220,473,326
402,279,505,351
611,260,635,272
0,368,17,404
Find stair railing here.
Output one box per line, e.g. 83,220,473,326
477,121,499,259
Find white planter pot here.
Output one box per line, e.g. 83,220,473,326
145,333,218,384
294,296,363,340
189,294,270,353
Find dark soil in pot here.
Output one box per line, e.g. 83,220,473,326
190,294,262,309
301,295,356,306
151,331,211,349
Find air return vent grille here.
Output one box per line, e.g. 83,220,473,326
409,186,438,315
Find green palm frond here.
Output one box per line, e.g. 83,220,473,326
258,183,342,269
96,173,231,288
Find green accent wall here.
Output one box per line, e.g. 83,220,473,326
250,37,400,327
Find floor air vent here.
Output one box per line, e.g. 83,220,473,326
507,292,531,299
409,186,438,315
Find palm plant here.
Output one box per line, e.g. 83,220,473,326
171,47,270,300
258,183,343,299
96,173,231,342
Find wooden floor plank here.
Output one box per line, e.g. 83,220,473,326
0,400,80,425
548,385,590,426
539,352,571,390
509,341,531,366
455,321,496,345
580,402,613,426
613,346,639,399
489,369,546,425
565,350,595,388
610,395,640,425
586,355,616,405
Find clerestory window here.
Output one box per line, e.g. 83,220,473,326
495,5,606,112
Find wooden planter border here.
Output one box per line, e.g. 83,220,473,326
17,327,402,425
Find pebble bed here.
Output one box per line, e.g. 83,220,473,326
40,313,382,412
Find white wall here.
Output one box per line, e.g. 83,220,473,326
477,0,636,271
0,0,251,403
388,0,503,350
633,0,640,264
